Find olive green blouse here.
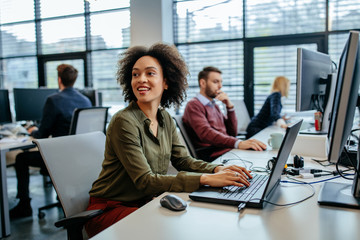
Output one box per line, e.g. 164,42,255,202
89,101,219,202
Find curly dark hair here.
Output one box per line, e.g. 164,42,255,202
116,43,189,108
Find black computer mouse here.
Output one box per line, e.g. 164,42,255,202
160,194,187,211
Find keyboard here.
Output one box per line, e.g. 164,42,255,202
220,174,269,202
0,125,29,136
0,129,13,136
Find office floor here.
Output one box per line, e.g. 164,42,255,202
5,166,67,240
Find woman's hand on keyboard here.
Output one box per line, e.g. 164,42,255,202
200,165,252,187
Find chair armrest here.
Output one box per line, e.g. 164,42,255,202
55,209,104,228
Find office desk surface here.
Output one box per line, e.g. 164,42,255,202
91,188,359,240
0,137,35,237
91,125,359,240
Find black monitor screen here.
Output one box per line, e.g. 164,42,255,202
318,31,360,208
0,89,12,124
78,88,101,106
327,31,360,165
14,88,59,122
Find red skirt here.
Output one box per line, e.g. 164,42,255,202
85,196,149,238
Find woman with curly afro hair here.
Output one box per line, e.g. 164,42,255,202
85,43,253,237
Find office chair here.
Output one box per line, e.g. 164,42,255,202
37,172,61,219
173,115,197,158
232,99,251,139
173,115,214,161
69,107,109,135
33,131,106,240
37,107,109,219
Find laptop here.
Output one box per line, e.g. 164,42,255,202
189,119,303,209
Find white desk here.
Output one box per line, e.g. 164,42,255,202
90,126,360,240
0,137,34,237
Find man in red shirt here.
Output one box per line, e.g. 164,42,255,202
183,66,266,161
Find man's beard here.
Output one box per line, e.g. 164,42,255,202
205,86,217,99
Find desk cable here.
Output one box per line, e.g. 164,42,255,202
220,151,277,174
311,147,358,180
283,173,354,185
310,150,356,180
350,128,360,141
338,148,359,180
240,180,315,210
311,158,334,167
220,151,254,170
239,172,356,211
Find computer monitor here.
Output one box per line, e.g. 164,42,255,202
318,31,360,209
13,88,59,122
296,48,334,112
0,89,12,124
78,88,102,106
296,48,336,134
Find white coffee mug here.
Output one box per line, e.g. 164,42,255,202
268,133,284,149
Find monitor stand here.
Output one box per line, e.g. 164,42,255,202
318,182,360,209
318,152,360,209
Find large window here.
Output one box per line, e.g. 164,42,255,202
174,0,360,116
0,0,130,112
174,0,243,42
177,41,244,103
246,0,326,37
1,0,359,116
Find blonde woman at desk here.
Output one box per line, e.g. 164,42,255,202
246,76,290,139
85,43,253,237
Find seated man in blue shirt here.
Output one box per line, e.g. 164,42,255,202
10,64,92,218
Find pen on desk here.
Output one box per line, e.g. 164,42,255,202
238,202,246,212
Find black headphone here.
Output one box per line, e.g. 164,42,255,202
266,157,276,171
266,155,304,171
293,155,304,168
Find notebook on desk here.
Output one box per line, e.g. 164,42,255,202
189,119,303,209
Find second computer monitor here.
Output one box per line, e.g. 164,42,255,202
78,88,102,107
13,88,59,122
296,48,334,112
